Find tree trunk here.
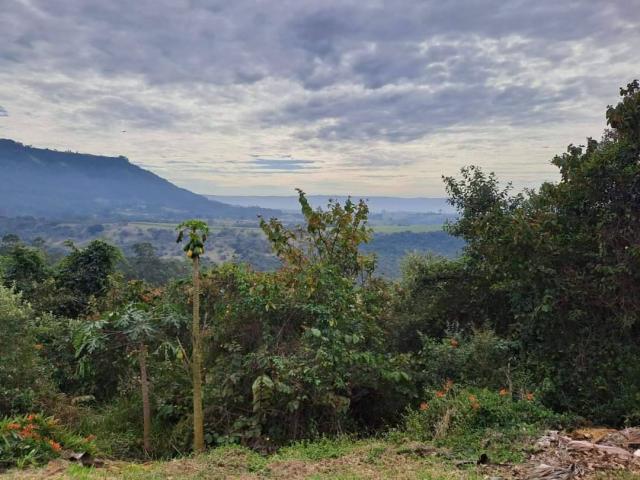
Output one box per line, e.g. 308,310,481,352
192,255,205,452
138,343,152,455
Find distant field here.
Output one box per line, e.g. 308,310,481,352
128,222,262,232
127,221,444,235
372,224,444,233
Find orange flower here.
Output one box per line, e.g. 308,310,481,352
27,414,37,421
499,388,509,397
449,338,459,348
48,440,62,452
6,423,20,430
419,402,429,411
525,392,535,401
468,394,480,410
436,390,446,398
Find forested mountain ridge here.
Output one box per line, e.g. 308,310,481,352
0,139,272,219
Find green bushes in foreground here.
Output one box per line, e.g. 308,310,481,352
402,386,569,462
0,414,96,469
0,285,54,416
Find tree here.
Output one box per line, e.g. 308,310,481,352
76,296,173,455
1,245,49,299
259,189,375,280
176,219,209,452
55,240,122,317
189,194,411,444
438,80,640,422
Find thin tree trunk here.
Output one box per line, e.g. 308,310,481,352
138,343,152,455
192,255,205,452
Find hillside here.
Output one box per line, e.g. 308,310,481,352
0,139,270,220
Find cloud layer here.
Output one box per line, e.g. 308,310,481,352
0,0,638,195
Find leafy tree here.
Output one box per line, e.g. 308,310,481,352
122,242,189,286
176,220,209,452
0,234,20,253
188,194,412,446
76,294,177,455
1,245,49,299
260,189,375,279
55,240,122,317
439,80,640,422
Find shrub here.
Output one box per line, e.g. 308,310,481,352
0,285,53,416
403,385,570,462
414,328,521,391
0,413,96,469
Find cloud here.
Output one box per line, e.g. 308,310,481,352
77,96,189,129
251,158,317,171
0,106,7,117
266,81,577,143
0,0,638,194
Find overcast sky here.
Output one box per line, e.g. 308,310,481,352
0,1,638,196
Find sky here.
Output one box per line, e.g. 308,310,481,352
0,1,638,196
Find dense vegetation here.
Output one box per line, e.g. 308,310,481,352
0,81,638,471
0,216,462,278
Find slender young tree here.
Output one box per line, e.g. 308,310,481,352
176,219,209,452
76,302,162,455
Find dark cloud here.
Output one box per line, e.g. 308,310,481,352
267,82,575,142
0,106,7,117
0,0,638,153
2,1,636,87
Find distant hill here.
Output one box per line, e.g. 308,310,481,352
207,195,455,214
0,139,272,220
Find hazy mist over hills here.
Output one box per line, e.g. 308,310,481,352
0,139,273,220
207,195,455,214
0,138,457,221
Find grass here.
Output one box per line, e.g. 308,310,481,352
4,435,640,479
0,438,502,479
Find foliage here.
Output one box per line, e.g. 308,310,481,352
174,193,413,446
403,386,567,462
121,242,189,286
438,81,640,423
0,286,52,416
0,413,96,469
260,189,375,278
55,240,122,317
175,220,209,259
412,329,520,392
0,244,49,298
391,253,511,350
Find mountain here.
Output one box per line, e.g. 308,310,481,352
206,195,456,214
0,139,273,220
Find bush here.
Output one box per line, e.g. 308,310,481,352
403,385,570,462
414,328,521,391
0,285,53,416
0,413,96,469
